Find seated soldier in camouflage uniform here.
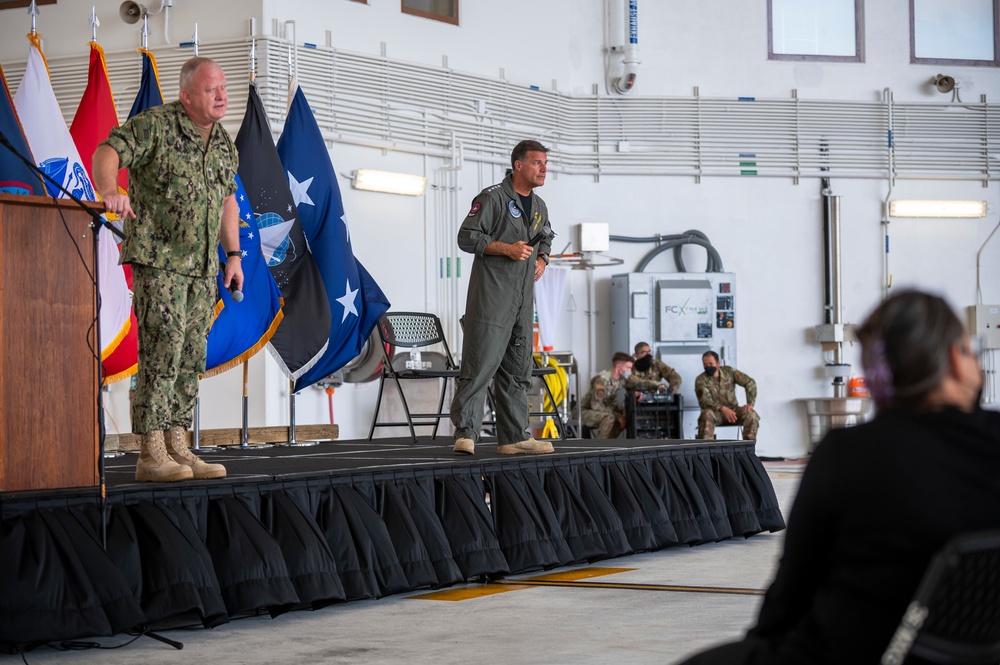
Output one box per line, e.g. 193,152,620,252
695,350,760,440
627,341,682,395
579,351,634,439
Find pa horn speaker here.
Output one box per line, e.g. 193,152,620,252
934,74,956,94
119,1,147,24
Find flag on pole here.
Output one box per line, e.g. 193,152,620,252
70,42,125,192
235,82,331,380
14,34,131,364
69,41,136,382
202,173,285,377
0,64,42,196
128,48,164,120
276,80,390,391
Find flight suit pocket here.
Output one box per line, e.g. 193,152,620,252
501,327,530,379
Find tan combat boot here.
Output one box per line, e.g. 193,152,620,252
167,427,227,480
136,430,194,482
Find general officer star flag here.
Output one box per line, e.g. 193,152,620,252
235,82,331,379
277,80,390,391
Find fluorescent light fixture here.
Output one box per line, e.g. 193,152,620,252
888,199,987,219
351,169,426,196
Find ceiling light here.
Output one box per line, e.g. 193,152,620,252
351,169,426,196
888,200,987,219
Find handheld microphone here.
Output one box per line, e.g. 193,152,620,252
527,220,555,247
229,282,244,303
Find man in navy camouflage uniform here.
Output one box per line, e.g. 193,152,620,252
93,57,241,482
450,140,555,455
695,350,760,440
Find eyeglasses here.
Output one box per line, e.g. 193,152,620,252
635,349,650,357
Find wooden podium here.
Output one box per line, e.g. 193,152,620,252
0,194,100,491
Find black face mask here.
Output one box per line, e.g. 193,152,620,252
704,366,717,376
634,355,653,372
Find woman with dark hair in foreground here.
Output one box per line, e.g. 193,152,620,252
676,289,1000,665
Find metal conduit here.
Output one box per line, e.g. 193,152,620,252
7,35,996,183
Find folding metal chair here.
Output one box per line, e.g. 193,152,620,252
367,312,461,442
881,529,1000,665
528,354,567,440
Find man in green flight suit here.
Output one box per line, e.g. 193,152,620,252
695,350,760,440
451,140,555,455
93,57,241,482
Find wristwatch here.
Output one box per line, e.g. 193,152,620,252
538,252,550,265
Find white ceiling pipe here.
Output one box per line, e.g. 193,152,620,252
12,35,997,183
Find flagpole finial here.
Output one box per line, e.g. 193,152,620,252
141,13,149,50
192,22,199,56
28,0,40,36
90,6,100,42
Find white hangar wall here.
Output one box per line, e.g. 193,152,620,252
1,0,997,457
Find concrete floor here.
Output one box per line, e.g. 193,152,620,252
7,460,805,665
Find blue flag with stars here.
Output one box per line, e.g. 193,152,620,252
277,81,391,391
203,173,285,377
235,82,332,379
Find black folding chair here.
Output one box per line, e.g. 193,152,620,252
367,312,461,442
528,354,567,440
881,529,1000,665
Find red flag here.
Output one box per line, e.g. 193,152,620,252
69,41,137,383
70,42,125,191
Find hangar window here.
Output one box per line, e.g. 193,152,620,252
0,0,56,8
402,0,458,26
910,0,999,66
768,0,864,62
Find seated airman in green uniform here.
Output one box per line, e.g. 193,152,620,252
628,341,681,395
695,350,759,440
579,351,634,439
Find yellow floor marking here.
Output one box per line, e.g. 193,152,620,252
496,579,765,595
524,567,636,582
408,584,534,601
408,566,633,602
409,565,764,601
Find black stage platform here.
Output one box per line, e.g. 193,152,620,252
0,436,785,646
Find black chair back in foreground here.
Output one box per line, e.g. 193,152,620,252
881,529,1000,665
